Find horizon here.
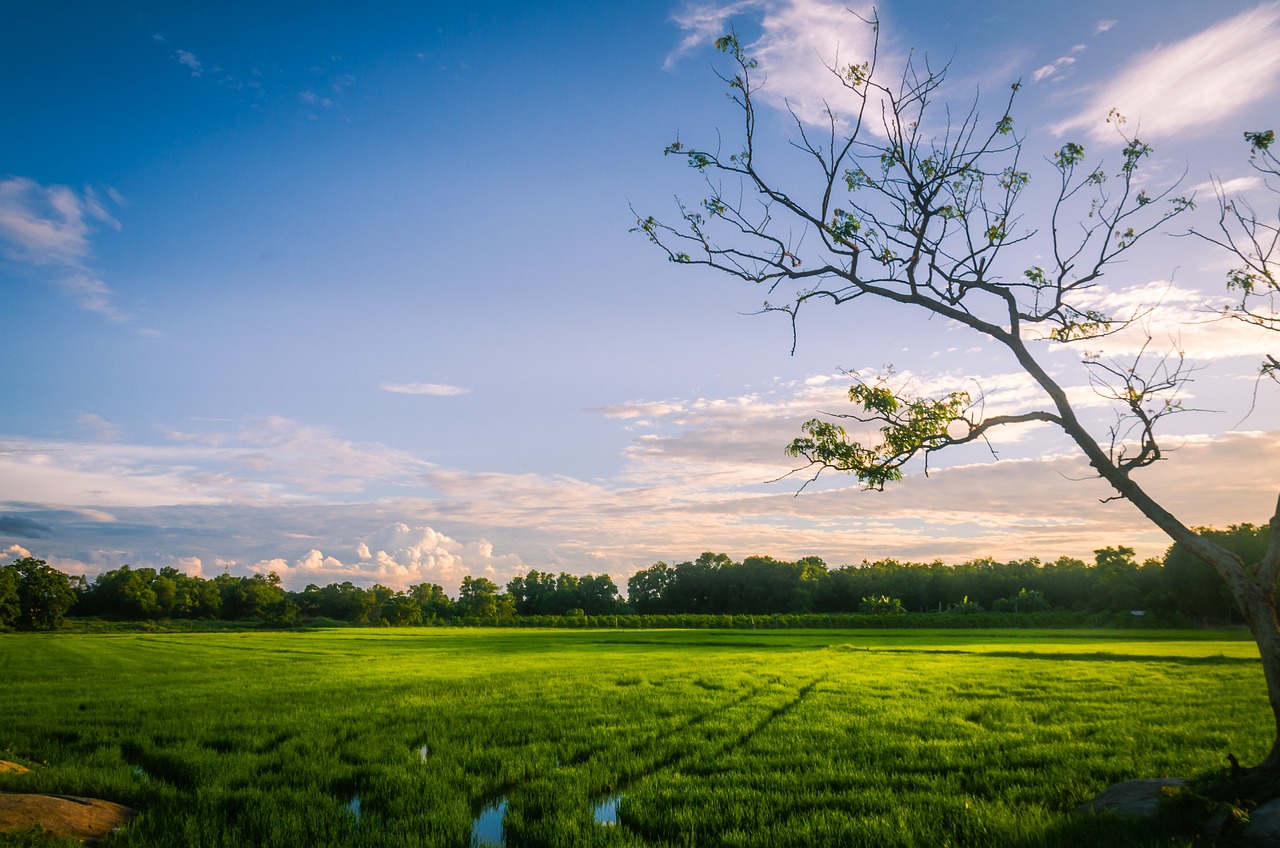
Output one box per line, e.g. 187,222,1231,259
3,0,1278,595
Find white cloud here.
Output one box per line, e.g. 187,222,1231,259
4,377,1276,589
1095,19,1118,34
592,399,687,420
0,177,126,321
380,382,472,396
3,544,32,560
0,416,434,509
0,178,117,265
243,524,524,591
1066,279,1276,362
1032,53,1077,83
668,0,884,127
666,0,764,70
1053,3,1280,142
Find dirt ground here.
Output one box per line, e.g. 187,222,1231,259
0,762,135,843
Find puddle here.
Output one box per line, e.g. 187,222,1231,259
470,797,507,847
130,766,149,781
593,793,622,826
346,794,362,820
418,745,429,761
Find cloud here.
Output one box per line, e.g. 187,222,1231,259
174,49,203,76
668,0,884,127
1052,3,1280,142
243,523,524,591
0,416,434,509
1065,279,1276,363
77,414,122,443
380,382,472,397
666,0,764,69
0,515,50,539
0,177,127,321
3,544,32,560
1032,45,1083,83
1095,19,1118,34
3,372,1275,592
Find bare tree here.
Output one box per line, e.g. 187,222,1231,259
639,20,1280,771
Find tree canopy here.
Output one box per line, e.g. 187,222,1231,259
640,16,1280,771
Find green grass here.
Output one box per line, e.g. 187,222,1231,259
0,628,1268,847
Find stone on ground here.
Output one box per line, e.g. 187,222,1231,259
1076,777,1188,819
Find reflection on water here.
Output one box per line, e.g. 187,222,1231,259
470,797,507,847
346,794,362,820
466,790,621,844
419,745,429,761
593,794,622,826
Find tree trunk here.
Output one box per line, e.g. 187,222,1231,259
1240,595,1280,773
1197,503,1280,776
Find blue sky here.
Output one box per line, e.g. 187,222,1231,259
3,0,1278,592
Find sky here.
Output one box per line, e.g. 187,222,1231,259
2,0,1278,594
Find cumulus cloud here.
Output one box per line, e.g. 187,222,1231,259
1052,3,1280,142
3,544,32,560
380,382,472,396
3,375,1276,588
0,177,127,320
243,524,523,591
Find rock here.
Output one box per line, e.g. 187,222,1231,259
1240,798,1280,847
0,793,136,844
0,761,30,774
1076,777,1188,819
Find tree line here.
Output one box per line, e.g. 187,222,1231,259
0,523,1267,631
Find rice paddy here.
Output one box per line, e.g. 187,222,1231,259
0,628,1269,846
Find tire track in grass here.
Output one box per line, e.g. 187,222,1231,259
464,680,783,844
602,676,827,845
464,670,824,844
611,677,825,797
561,680,770,772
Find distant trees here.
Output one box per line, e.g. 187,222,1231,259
4,534,1271,631
617,540,1272,620
506,570,623,616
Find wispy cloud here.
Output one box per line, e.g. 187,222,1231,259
174,49,203,76
1052,3,1280,142
3,381,1275,592
0,177,128,321
1032,45,1083,83
1095,19,1118,34
76,414,122,443
380,382,472,397
668,0,884,127
666,0,764,70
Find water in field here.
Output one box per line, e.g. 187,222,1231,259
470,797,507,847
418,744,429,761
593,793,622,826
346,794,362,820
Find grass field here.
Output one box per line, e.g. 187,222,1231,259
0,628,1269,847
